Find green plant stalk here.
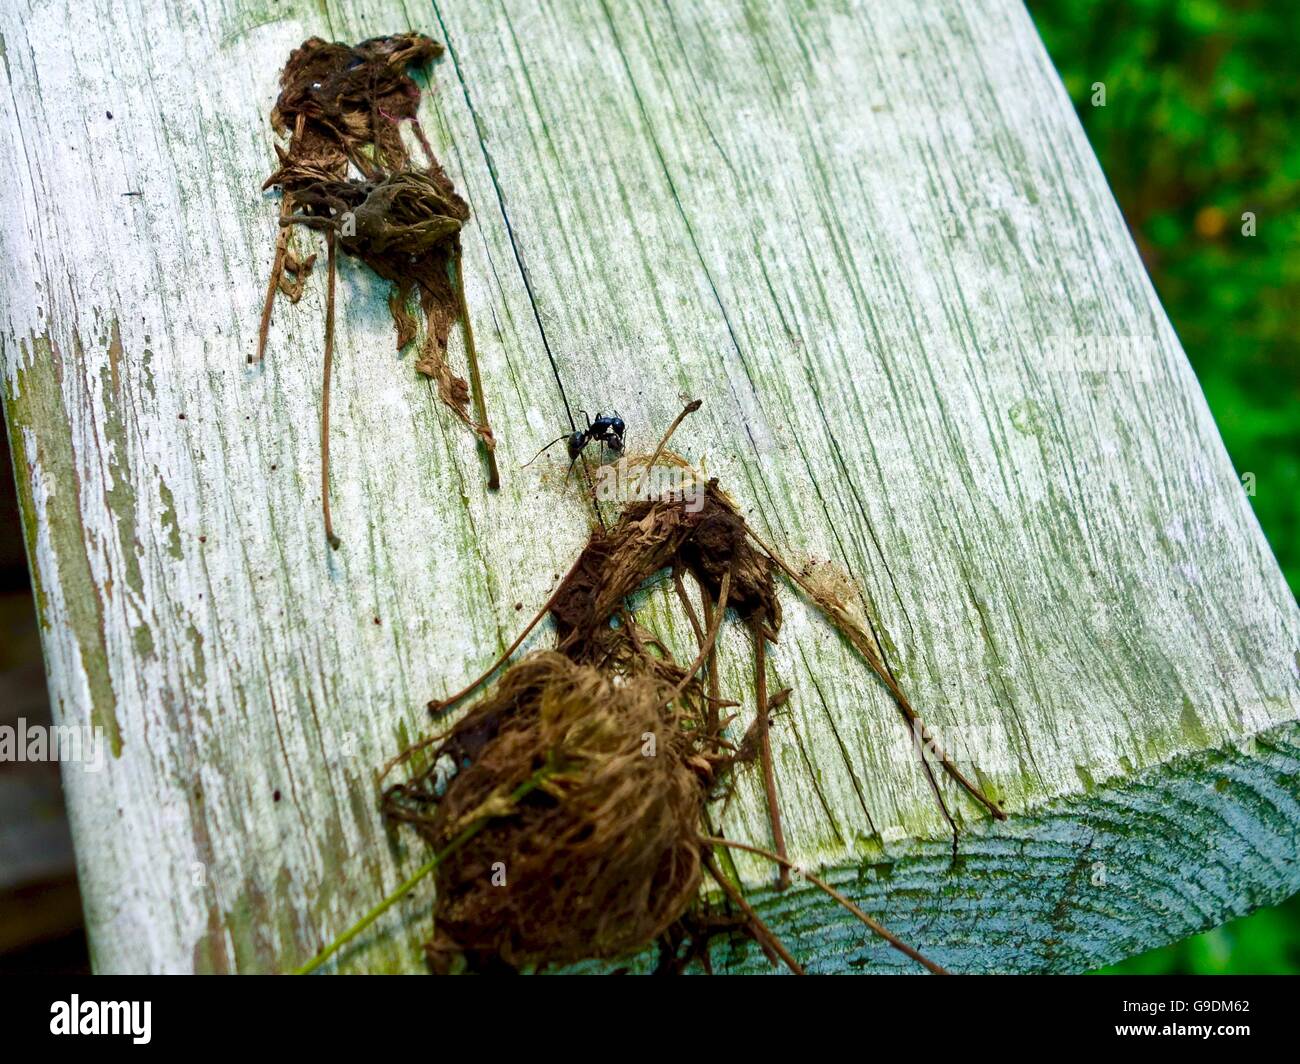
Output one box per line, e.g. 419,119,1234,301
293,771,547,974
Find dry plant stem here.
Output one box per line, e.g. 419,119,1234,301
752,618,789,890
410,117,438,171
453,257,500,490
344,142,384,182
701,836,949,975
675,569,723,733
429,554,585,712
253,195,294,365
920,748,962,859
295,770,548,974
577,451,609,533
321,231,341,550
673,567,706,648
746,528,1006,822
702,855,804,975
632,398,702,499
253,114,306,366
700,588,721,733
378,725,455,782
657,567,731,711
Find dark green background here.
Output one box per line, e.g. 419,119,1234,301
1027,0,1299,973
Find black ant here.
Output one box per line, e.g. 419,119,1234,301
524,410,626,475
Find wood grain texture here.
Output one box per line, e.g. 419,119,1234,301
1,0,1297,973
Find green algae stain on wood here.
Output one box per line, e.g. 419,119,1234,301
4,335,124,756
159,478,184,560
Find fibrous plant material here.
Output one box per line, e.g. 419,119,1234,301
255,33,499,548
382,467,781,971
386,652,715,972
750,531,1007,837
362,402,1005,974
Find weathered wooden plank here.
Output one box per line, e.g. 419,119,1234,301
1,0,1297,973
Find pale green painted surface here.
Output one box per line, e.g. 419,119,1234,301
0,0,1297,973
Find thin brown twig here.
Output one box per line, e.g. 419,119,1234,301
657,566,731,712
673,565,706,648
253,114,306,365
674,567,724,736
700,581,722,734
428,553,585,713
321,230,341,550
409,116,438,172
632,398,702,500
254,196,294,365
702,855,804,975
378,725,456,782
452,253,500,490
701,835,950,975
745,527,1006,822
751,616,789,889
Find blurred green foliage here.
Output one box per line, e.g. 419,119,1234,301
1026,0,1300,974
1102,898,1300,974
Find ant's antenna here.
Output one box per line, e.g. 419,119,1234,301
522,434,570,468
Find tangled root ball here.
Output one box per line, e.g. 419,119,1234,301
401,653,708,972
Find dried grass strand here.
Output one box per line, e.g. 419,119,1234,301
701,835,949,975
745,527,1006,821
